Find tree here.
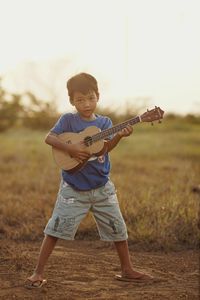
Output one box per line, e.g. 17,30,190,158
0,78,24,131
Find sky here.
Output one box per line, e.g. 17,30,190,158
0,0,200,114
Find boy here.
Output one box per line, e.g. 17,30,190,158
25,73,152,288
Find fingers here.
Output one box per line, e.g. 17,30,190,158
79,153,91,160
80,149,90,156
126,124,133,132
126,125,133,135
119,125,133,136
74,150,91,163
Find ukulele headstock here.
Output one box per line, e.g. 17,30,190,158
140,106,164,123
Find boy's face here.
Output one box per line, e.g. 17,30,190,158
71,90,99,120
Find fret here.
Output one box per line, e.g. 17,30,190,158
92,116,140,142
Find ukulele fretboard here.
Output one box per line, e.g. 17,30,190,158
91,116,141,142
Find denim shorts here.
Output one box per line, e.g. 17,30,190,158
44,179,128,241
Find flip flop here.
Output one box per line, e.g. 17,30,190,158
24,278,47,289
115,273,153,283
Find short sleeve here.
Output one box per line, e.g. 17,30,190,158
50,114,71,134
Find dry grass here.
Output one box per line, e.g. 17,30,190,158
0,120,199,250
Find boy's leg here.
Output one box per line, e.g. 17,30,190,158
27,234,58,282
91,181,153,280
114,240,152,279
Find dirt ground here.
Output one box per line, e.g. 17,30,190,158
0,240,199,300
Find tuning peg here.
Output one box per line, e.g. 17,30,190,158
151,122,154,126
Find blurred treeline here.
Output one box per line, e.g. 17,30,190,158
0,78,200,132
0,78,58,131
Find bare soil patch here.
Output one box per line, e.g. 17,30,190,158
0,240,199,299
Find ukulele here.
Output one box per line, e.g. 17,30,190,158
52,106,164,173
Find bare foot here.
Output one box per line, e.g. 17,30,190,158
25,273,47,289
115,269,153,282
27,272,44,282
122,270,152,279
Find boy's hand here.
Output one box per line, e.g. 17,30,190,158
118,124,133,137
66,143,91,163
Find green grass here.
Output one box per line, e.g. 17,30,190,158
0,120,199,250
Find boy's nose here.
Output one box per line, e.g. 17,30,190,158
84,100,90,107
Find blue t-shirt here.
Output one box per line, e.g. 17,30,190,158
51,112,113,191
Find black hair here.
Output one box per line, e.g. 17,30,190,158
66,73,99,103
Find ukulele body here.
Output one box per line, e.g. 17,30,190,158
52,126,104,172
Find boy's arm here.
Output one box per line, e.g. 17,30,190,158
45,132,90,162
105,124,133,153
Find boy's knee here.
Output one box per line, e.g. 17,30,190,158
45,234,58,241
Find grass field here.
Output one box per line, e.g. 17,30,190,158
0,119,199,250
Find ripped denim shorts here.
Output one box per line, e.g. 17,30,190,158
44,179,128,241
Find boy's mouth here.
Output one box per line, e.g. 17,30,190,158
83,110,92,113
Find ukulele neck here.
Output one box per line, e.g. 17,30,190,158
92,116,141,142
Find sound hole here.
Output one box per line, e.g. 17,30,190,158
84,136,93,147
